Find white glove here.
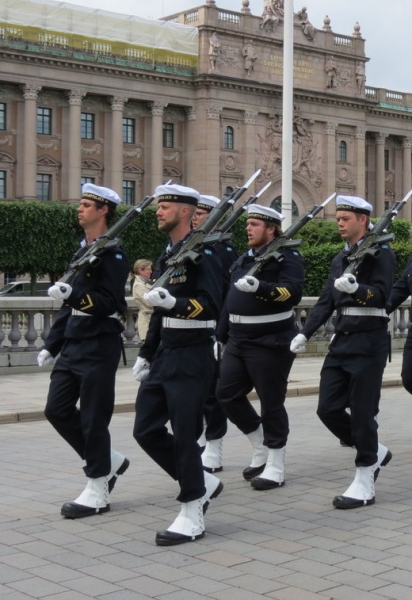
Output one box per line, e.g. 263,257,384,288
48,282,72,300
37,349,54,367
290,333,307,354
234,276,259,293
334,273,359,294
132,356,150,382
144,287,176,309
213,341,225,360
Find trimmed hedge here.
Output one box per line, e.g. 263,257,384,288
0,201,410,296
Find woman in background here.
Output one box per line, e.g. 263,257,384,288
132,259,153,343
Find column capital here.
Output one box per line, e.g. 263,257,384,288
66,90,86,106
149,101,168,116
206,105,222,120
355,126,366,140
186,106,196,121
375,132,388,145
402,137,412,150
21,83,42,100
324,122,337,136
244,110,258,125
109,96,128,111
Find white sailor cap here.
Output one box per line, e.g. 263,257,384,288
155,184,200,206
198,195,220,212
246,204,285,225
336,195,373,215
81,183,121,206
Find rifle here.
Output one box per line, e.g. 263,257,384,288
152,169,261,289
204,180,273,244
343,189,412,277
59,191,157,285
245,192,336,277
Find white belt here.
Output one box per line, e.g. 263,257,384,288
71,309,118,318
341,307,387,317
229,310,293,324
162,317,216,329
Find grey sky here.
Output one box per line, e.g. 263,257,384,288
65,0,411,93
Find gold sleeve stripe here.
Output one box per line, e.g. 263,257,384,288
188,299,203,318
79,294,94,310
275,287,292,302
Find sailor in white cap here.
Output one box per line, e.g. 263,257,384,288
132,184,224,546
192,194,238,474
291,194,394,509
39,183,130,519
216,203,305,490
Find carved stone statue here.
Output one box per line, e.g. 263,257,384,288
260,0,284,32
241,40,258,77
208,32,221,70
325,56,337,89
355,62,365,94
296,6,315,41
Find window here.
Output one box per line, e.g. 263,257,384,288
37,107,52,135
224,126,234,150
163,122,174,148
81,112,95,139
81,177,95,194
271,196,299,219
123,180,135,205
224,186,234,198
123,118,135,144
338,141,347,163
384,149,390,172
0,103,5,130
36,174,51,201
0,171,5,198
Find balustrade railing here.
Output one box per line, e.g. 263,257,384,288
0,297,409,352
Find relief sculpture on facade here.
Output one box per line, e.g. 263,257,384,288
257,112,322,186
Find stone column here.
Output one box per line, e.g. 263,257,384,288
21,83,41,199
243,110,258,180
66,90,85,201
109,96,128,196
185,106,197,189
355,126,366,199
402,137,412,220
204,104,222,195
375,133,387,215
150,101,168,191
324,122,337,219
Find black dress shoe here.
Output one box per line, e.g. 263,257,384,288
155,529,205,546
108,457,130,493
203,480,224,515
333,495,375,509
61,502,110,519
251,477,285,490
203,465,223,473
374,450,392,482
243,464,266,481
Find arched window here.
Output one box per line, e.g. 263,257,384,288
271,196,299,219
224,186,234,198
338,140,347,163
224,126,234,150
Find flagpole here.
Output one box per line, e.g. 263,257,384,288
281,0,294,228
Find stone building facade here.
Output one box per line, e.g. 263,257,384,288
0,0,411,221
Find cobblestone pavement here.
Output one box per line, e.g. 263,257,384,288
1,354,412,598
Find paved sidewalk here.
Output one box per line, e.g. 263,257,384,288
0,351,404,423
0,352,411,600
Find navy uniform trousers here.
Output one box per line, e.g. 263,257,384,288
133,341,215,503
216,337,294,448
317,329,389,466
44,333,121,478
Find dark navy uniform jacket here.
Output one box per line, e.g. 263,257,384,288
218,247,305,344
387,257,412,314
302,242,395,340
139,241,223,363
45,243,130,357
